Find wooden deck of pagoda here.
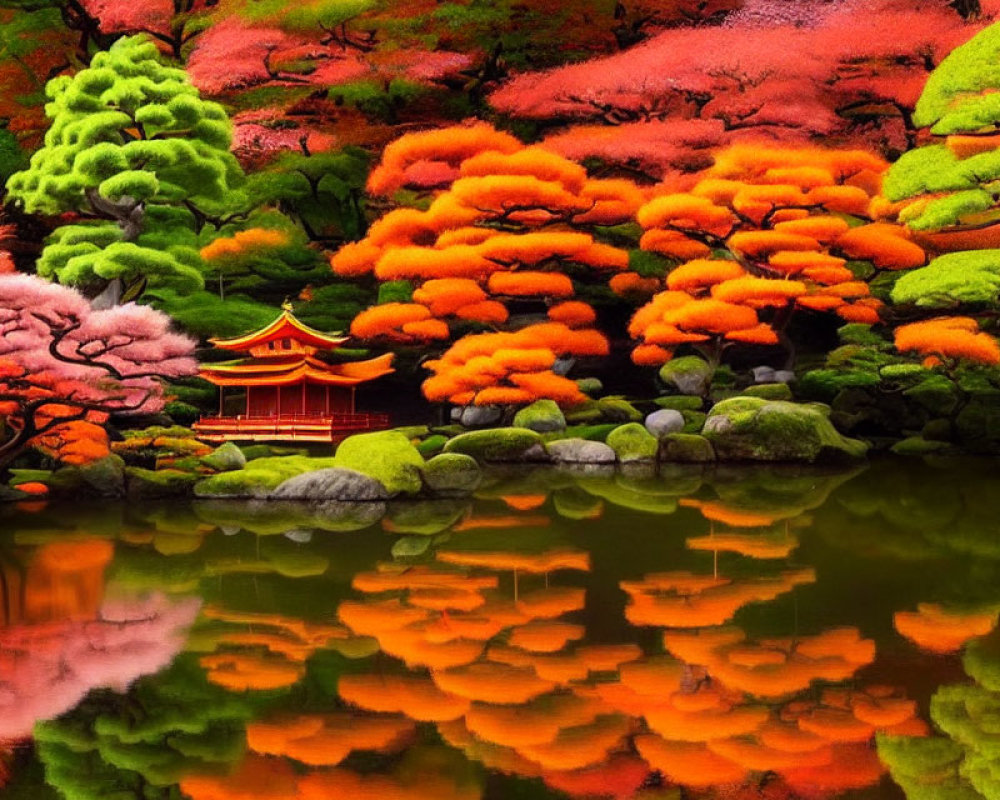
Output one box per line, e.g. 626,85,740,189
192,412,392,443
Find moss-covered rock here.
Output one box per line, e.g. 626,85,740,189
443,427,542,462
659,433,716,463
423,453,482,496
682,410,708,434
890,436,952,456
513,399,567,433
742,383,794,401
334,430,425,495
660,356,713,396
606,423,659,463
563,400,605,424
702,397,869,463
654,395,704,411
194,455,339,498
596,397,644,422
393,425,431,439
126,468,201,500
49,455,126,498
903,374,961,416
576,377,603,397
416,434,449,458
200,442,247,472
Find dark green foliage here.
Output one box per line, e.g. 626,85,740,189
245,147,370,244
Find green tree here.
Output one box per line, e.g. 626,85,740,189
883,22,1000,236
6,34,247,301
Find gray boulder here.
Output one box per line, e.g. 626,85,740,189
460,404,504,427
644,409,685,438
270,468,389,502
546,438,617,464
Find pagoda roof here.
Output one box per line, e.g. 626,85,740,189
199,353,395,387
210,305,349,352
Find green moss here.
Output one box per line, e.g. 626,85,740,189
682,410,708,433
200,442,246,472
49,455,126,498
393,425,431,439
595,397,643,422
890,436,952,456
416,434,449,457
334,430,425,495
660,433,716,463
8,469,53,487
903,375,962,416
546,423,619,443
512,399,566,432
194,455,338,498
654,396,704,411
606,423,659,462
742,383,793,401
126,468,200,499
443,428,541,462
798,369,881,402
422,453,482,496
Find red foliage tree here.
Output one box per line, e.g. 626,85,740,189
0,275,196,471
491,0,996,178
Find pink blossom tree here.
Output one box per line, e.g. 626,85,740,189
0,275,197,471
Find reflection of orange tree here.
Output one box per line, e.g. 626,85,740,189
894,602,999,654
335,554,652,797
193,605,373,691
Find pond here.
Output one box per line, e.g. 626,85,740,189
0,456,996,799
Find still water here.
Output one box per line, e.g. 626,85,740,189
0,457,996,799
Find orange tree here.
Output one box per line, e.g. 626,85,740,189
332,123,648,407
625,144,927,371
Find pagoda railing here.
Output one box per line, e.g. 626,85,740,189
192,412,392,442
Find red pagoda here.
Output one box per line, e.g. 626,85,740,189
192,304,394,443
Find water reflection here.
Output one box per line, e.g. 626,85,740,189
4,459,1000,797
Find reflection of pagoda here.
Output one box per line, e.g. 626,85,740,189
193,304,395,443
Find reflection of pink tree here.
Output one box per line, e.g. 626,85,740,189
0,592,200,739
0,275,196,471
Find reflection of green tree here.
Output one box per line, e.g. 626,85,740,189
881,631,1000,799
35,655,251,800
